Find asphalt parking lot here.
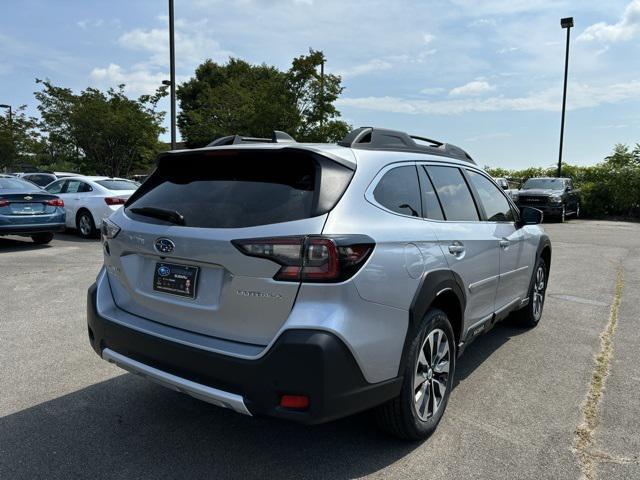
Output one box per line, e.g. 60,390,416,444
1,220,639,480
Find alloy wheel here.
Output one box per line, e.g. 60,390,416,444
532,265,546,321
79,215,92,236
414,328,450,420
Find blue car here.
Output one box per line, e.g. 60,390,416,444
0,174,66,244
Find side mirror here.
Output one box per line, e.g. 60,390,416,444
518,206,543,227
566,185,572,192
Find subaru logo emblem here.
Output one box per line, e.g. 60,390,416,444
155,238,175,254
157,266,171,277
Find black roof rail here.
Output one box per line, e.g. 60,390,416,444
207,130,296,147
338,127,475,164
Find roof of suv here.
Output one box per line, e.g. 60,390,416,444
164,127,475,171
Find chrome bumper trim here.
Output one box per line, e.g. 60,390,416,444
102,348,252,416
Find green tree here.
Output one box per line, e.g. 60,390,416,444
177,51,350,147
35,80,166,177
0,106,44,171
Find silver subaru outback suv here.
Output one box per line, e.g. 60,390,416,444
88,127,551,439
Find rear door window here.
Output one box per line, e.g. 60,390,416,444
127,149,352,228
373,165,422,217
425,166,479,221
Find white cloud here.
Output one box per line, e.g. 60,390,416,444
578,0,640,42
77,18,104,29
423,33,435,44
449,80,495,96
335,58,393,78
468,18,497,27
89,63,169,95
117,19,233,68
464,132,511,142
420,87,445,95
337,80,640,115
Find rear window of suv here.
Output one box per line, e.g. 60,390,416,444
126,149,353,228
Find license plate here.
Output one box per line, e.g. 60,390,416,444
153,262,199,299
11,203,44,214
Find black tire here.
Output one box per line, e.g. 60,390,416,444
376,308,456,440
31,232,54,244
514,257,548,328
76,210,97,239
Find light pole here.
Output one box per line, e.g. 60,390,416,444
168,0,177,150
558,17,573,178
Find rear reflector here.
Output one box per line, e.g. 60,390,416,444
105,197,126,206
232,235,374,283
280,395,309,410
46,198,64,207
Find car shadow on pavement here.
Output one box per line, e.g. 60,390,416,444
454,318,529,388
0,237,52,253
0,373,418,480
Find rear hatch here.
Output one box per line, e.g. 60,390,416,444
104,147,354,346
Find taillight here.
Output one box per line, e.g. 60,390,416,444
105,197,126,206
232,235,374,283
0,198,8,207
46,198,64,207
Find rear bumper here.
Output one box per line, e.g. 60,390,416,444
0,222,65,235
87,283,402,425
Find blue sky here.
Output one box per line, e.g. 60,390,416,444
1,0,640,169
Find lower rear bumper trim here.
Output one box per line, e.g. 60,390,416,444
102,347,252,416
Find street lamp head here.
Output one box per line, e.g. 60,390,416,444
0,104,10,108
161,80,172,86
561,17,574,29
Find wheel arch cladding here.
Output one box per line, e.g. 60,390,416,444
400,269,466,375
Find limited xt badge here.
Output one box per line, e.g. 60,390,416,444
236,289,283,300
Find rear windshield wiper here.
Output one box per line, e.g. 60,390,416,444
128,206,185,225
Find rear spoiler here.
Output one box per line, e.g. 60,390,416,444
207,130,296,147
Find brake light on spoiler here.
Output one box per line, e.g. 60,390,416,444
232,235,375,283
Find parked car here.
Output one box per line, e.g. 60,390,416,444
18,172,58,187
44,176,138,238
516,177,580,222
87,127,551,439
493,177,520,201
0,174,65,244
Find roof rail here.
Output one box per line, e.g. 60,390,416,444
207,130,296,147
338,127,475,164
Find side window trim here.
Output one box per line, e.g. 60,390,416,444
365,161,424,221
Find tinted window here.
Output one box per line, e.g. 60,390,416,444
0,177,37,190
97,180,138,191
127,150,346,228
79,182,93,193
26,174,56,187
467,171,514,222
418,167,444,220
425,166,479,221
373,166,421,217
46,180,66,194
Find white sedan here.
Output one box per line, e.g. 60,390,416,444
44,176,139,238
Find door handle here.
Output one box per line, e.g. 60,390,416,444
499,239,510,249
448,244,465,255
